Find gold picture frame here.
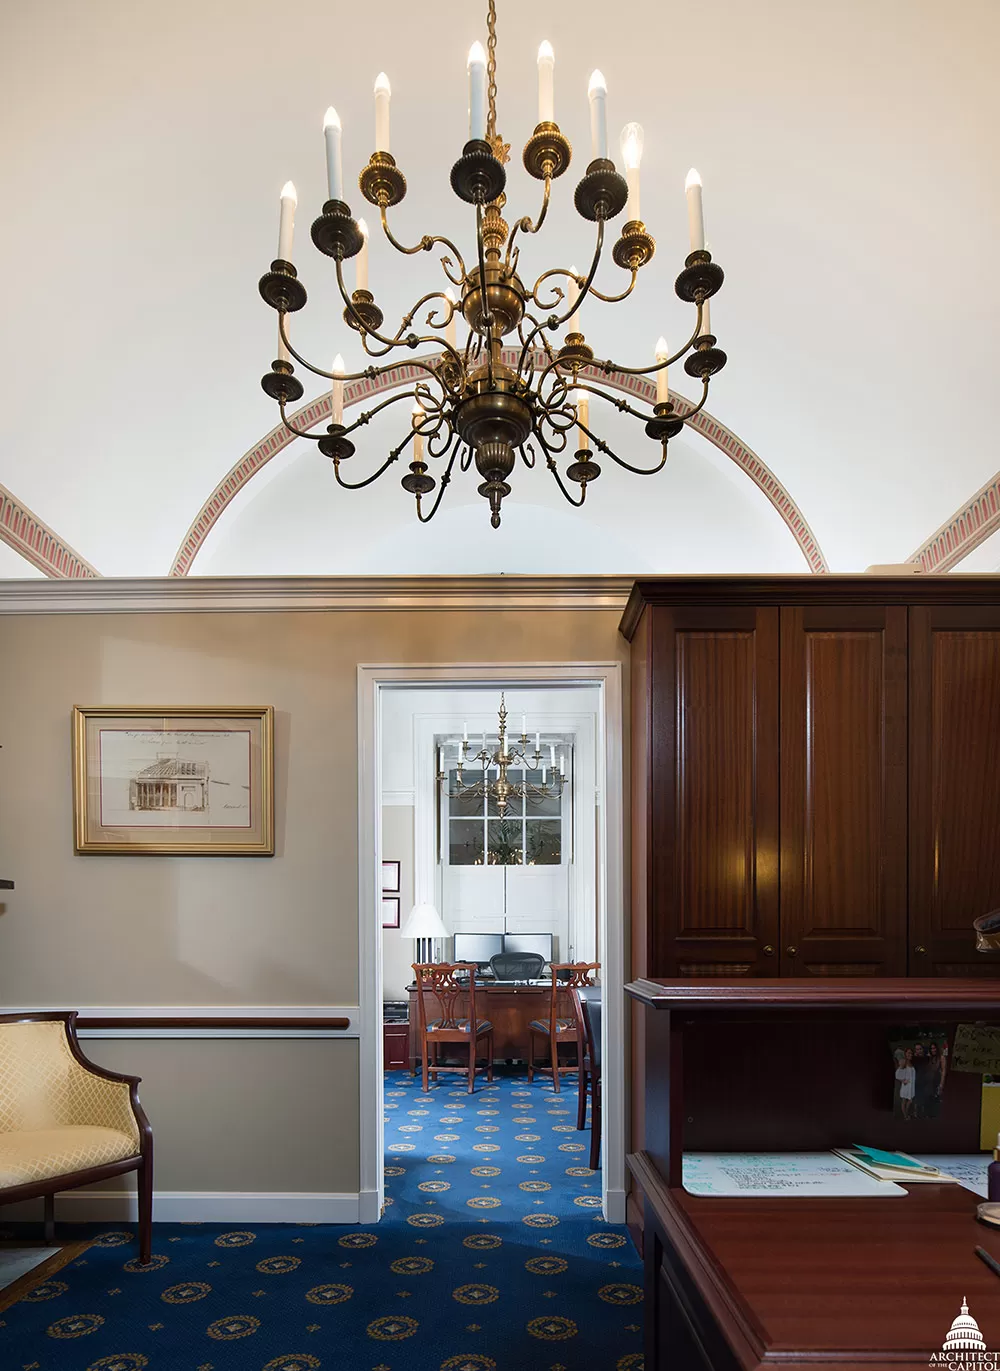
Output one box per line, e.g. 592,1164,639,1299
72,706,274,855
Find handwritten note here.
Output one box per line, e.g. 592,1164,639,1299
952,1024,1000,1075
682,1153,906,1198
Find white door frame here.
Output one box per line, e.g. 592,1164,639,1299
357,662,626,1225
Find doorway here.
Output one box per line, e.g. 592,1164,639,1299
356,664,625,1225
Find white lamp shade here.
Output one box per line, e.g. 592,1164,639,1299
399,902,447,939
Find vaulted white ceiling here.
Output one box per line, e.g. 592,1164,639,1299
1,0,998,576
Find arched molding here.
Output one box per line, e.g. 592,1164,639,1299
169,351,827,576
0,484,99,578
910,469,1000,572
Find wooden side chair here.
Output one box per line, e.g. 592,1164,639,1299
0,1012,153,1264
527,962,599,1095
573,985,602,1168
411,963,494,1094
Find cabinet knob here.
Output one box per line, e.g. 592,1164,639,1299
762,945,774,956
913,945,927,956
786,946,797,957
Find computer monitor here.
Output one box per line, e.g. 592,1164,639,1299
453,932,504,969
503,932,553,965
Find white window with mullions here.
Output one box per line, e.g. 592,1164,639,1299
442,757,568,867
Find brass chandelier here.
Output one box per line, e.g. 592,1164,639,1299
437,694,566,818
258,1,726,527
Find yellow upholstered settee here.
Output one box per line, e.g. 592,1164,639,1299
0,1013,153,1264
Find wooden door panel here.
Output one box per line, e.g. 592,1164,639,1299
910,607,1000,974
650,605,779,975
780,606,907,975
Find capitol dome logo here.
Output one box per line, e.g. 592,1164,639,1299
929,1300,997,1370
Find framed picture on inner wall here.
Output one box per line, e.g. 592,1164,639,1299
381,859,400,893
381,896,401,929
72,706,274,855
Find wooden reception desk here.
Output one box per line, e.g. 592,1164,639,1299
626,978,1000,1371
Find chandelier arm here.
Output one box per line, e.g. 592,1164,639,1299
581,422,670,476
377,207,468,283
332,263,466,390
505,178,552,270
586,267,639,304
528,220,605,323
415,442,460,523
276,388,418,442
331,428,420,491
518,443,538,469
542,447,588,508
595,305,707,376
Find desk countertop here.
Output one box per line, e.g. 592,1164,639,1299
631,1150,1000,1369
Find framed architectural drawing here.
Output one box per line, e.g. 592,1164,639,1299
381,896,401,929
381,859,400,893
72,706,274,855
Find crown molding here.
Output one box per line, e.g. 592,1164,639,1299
0,574,635,616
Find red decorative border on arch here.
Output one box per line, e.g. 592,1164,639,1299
169,352,827,576
0,484,99,578
910,470,1000,572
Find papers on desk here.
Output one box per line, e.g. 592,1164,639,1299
911,1154,990,1199
682,1153,906,1198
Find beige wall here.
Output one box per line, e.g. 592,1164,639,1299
0,601,627,1201
382,804,416,1002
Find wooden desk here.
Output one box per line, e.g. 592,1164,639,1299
407,982,549,1067
626,978,1000,1371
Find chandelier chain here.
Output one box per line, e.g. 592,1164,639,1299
486,0,498,142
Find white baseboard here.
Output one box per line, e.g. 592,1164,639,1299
604,1187,626,1225
357,1189,381,1224
18,1191,362,1224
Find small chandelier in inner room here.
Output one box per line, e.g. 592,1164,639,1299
438,694,565,818
257,0,727,527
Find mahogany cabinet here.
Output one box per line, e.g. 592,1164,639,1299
622,578,1000,979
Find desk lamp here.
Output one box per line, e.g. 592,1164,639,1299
400,902,447,965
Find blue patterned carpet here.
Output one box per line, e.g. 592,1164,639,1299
0,1068,643,1370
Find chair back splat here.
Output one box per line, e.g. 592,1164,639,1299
411,963,494,1094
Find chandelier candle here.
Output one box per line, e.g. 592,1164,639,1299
537,41,555,123
257,0,728,525
277,181,297,262
468,42,488,141
374,72,391,153
323,107,344,201
588,70,608,161
656,336,669,404
575,390,589,450
621,123,643,222
685,166,705,252
331,354,345,425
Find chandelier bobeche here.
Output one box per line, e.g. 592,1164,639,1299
258,0,726,527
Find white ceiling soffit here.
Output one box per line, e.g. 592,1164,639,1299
1,0,998,575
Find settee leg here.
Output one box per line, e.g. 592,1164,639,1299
43,1192,55,1245
137,1151,153,1265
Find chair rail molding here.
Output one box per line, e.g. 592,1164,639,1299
9,1190,364,1224
0,1006,360,1039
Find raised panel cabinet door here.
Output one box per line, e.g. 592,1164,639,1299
910,605,1000,975
779,605,908,976
648,604,780,976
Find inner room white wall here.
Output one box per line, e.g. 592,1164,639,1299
379,684,601,1000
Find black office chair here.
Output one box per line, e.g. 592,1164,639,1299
488,952,546,982
575,985,602,1168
